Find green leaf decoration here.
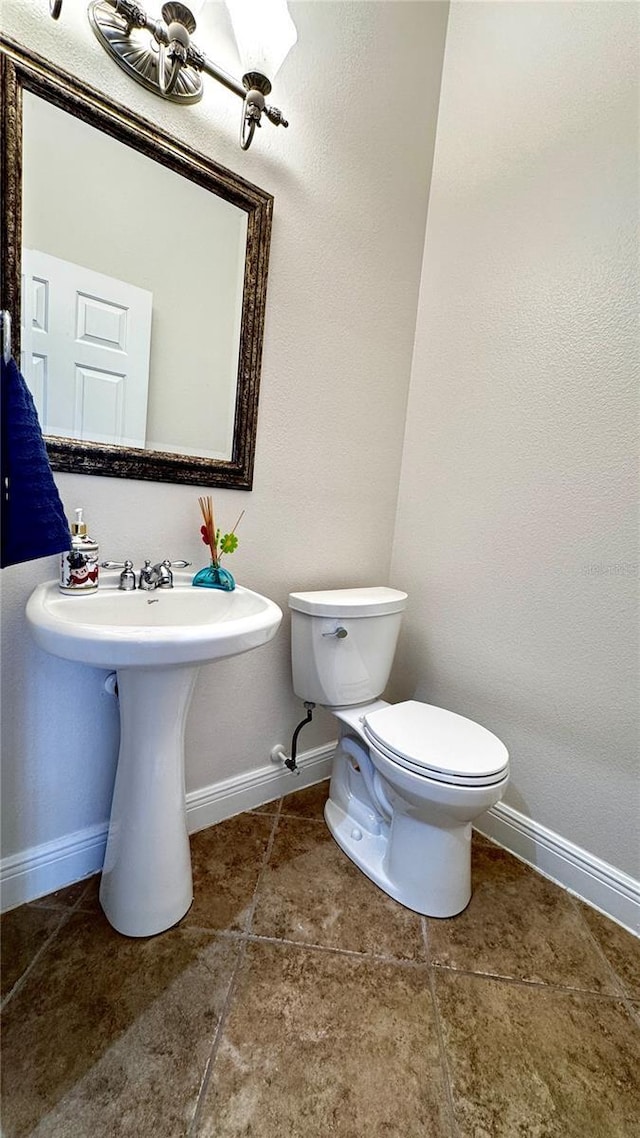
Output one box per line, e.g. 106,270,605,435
219,532,239,555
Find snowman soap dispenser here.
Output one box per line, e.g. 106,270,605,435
59,508,99,594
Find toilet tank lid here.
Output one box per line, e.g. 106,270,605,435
288,587,408,618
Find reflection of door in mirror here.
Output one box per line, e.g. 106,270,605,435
22,248,153,448
21,91,248,462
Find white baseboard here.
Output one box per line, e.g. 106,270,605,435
4,754,637,939
477,802,640,937
0,742,336,913
185,741,335,834
0,823,108,914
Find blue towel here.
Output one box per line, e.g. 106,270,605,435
1,355,71,568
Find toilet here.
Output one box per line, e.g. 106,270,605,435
288,587,509,918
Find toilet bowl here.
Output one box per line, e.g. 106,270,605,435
288,587,509,918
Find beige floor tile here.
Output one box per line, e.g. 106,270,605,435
195,939,450,1138
427,844,618,991
575,900,640,1000
5,802,636,1138
251,816,425,960
279,779,330,820
183,813,275,932
0,905,64,1000
1,911,239,1138
434,969,640,1138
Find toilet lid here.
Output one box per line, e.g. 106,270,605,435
363,701,509,786
288,587,407,618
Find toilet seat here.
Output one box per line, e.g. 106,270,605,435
363,700,509,788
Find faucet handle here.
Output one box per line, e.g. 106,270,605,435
100,560,136,590
156,559,192,588
119,560,136,590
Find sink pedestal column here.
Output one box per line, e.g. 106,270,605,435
99,665,198,937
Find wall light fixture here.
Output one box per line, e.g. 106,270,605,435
48,0,297,150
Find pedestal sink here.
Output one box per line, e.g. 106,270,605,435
27,571,282,937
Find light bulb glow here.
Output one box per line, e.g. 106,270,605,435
225,0,297,81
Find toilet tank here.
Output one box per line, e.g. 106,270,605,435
288,587,408,708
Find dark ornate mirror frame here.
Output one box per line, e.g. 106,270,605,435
0,37,273,489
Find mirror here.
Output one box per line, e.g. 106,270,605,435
0,38,273,489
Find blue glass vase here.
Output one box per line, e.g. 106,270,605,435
192,563,235,591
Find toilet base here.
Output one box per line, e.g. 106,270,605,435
324,794,472,919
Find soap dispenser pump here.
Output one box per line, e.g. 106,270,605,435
59,508,99,594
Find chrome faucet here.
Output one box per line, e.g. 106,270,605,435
139,559,191,590
138,560,162,590
101,559,191,590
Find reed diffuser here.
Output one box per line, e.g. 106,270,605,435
193,496,244,591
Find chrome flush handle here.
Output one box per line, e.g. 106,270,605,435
322,627,348,639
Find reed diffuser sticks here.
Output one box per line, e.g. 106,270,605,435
198,496,245,567
198,495,218,566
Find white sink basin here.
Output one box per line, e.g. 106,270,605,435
26,570,282,669
26,571,282,938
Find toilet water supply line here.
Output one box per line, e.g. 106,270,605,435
270,701,316,775
272,706,393,824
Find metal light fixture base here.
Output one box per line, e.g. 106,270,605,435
88,0,203,105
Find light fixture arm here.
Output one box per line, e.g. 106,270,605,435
49,0,291,150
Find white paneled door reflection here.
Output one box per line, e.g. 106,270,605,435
21,249,153,448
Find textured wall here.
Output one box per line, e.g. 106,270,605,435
390,1,639,876
0,2,449,859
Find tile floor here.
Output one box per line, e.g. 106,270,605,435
2,781,639,1137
